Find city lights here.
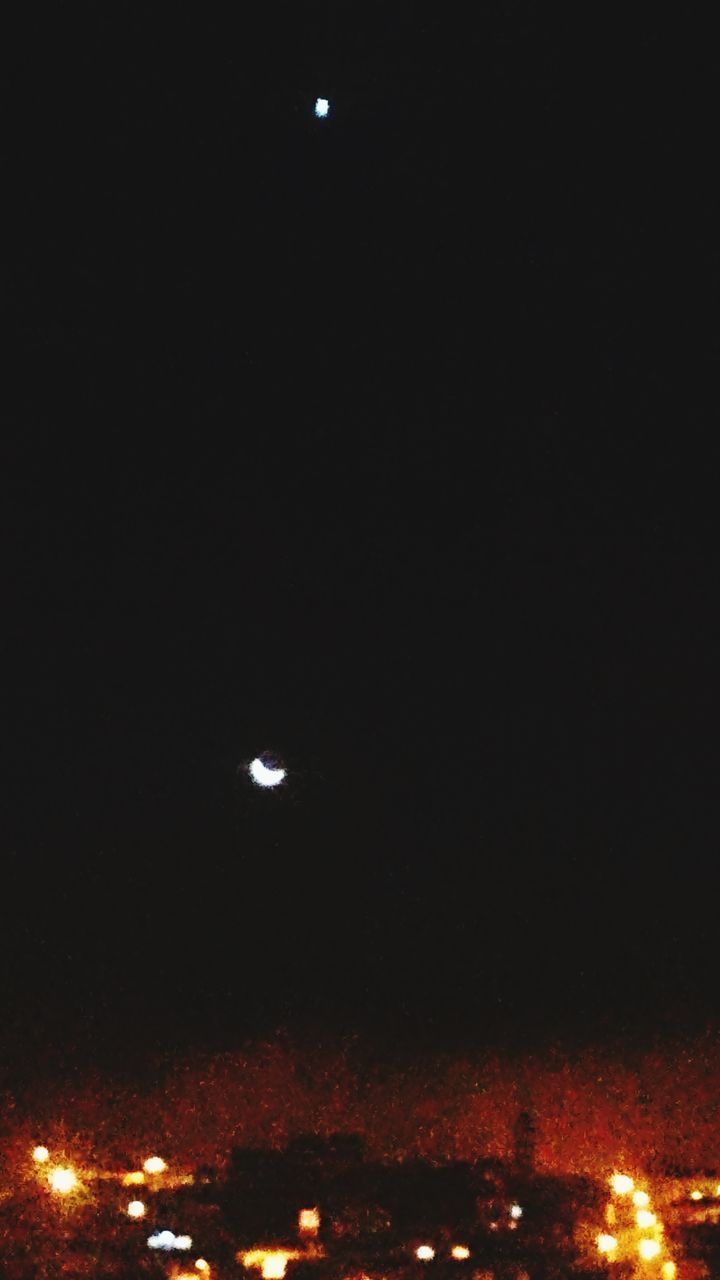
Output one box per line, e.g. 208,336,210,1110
416,1245,435,1260
32,1145,50,1164
661,1263,677,1279
48,1167,78,1195
639,1238,661,1261
195,1263,210,1274
175,1235,193,1250
597,1234,618,1255
314,97,330,118
143,1155,167,1174
632,1190,650,1207
690,1189,703,1200
127,1200,146,1218
451,1245,470,1259
610,1173,635,1195
122,1170,145,1186
509,1203,523,1219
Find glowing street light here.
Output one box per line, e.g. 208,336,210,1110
509,1203,523,1219
632,1190,650,1207
690,1189,703,1200
242,1251,300,1280
610,1173,635,1195
127,1200,146,1218
143,1156,167,1175
597,1234,618,1256
32,1145,50,1164
298,1207,320,1235
638,1238,661,1261
416,1246,435,1261
451,1245,470,1260
49,1167,78,1195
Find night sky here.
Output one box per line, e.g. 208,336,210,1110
3,7,716,1073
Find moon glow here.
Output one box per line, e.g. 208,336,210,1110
249,757,287,788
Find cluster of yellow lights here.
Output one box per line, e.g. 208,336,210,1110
48,1167,78,1195
416,1246,435,1261
451,1245,470,1260
143,1155,167,1175
242,1249,301,1279
32,1145,50,1164
601,1175,677,1272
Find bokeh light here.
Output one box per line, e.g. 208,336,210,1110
597,1234,618,1255
610,1173,635,1195
639,1238,661,1261
48,1167,77,1195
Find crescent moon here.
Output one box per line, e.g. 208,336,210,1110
249,757,287,788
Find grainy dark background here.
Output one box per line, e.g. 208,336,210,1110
3,5,716,1074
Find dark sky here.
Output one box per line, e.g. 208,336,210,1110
3,7,716,1071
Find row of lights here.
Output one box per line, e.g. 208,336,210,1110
414,1210,522,1263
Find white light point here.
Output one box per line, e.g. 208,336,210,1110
314,98,330,118
49,1167,77,1195
249,757,286,788
148,1231,176,1250
416,1246,435,1261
